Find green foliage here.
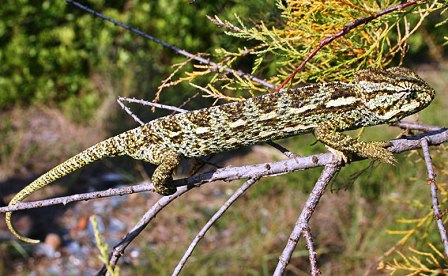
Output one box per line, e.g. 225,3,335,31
0,0,110,114
380,244,448,274
4,0,444,119
0,0,274,120
171,0,447,102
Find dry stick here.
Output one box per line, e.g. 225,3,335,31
421,138,448,258
172,176,262,276
65,0,275,90
0,184,156,214
0,147,328,215
275,0,426,92
274,163,341,275
96,186,192,276
302,225,319,276
116,97,188,127
1,127,447,214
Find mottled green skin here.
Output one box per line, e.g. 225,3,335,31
6,67,435,243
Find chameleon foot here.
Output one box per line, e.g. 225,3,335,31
315,121,396,165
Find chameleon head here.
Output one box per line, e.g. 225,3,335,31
355,67,435,122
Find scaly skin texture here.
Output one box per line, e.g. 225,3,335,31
6,67,435,243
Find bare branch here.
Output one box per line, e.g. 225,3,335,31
0,183,155,214
178,127,447,189
274,163,341,275
116,98,144,126
267,141,298,159
173,176,261,275
421,138,448,258
97,186,192,275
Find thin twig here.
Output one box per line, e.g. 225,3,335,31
0,183,155,213
173,176,261,275
275,0,426,92
118,97,188,115
1,128,447,214
65,0,276,90
274,163,341,275
421,138,448,258
302,225,320,276
267,141,298,159
116,98,144,126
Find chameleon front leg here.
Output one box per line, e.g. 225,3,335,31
314,120,395,164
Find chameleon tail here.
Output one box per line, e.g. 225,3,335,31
6,134,129,243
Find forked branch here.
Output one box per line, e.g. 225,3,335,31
274,163,341,275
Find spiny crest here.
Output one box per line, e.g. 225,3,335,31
355,67,435,121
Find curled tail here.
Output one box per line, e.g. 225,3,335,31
6,133,129,243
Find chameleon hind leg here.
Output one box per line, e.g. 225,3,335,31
141,146,180,195
314,120,395,164
127,144,180,195
151,150,181,195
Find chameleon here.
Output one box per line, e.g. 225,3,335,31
6,67,435,243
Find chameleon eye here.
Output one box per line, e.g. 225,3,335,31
409,91,418,99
